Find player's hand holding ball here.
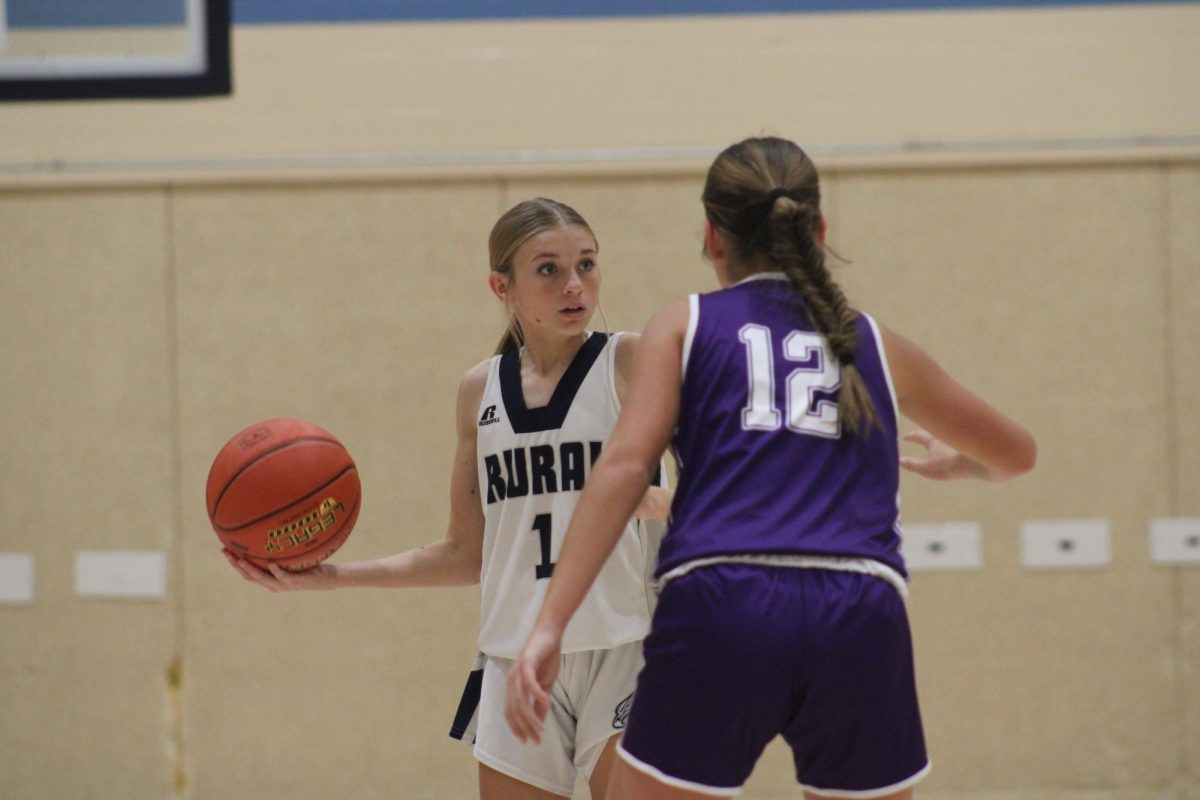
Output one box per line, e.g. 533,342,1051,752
207,418,362,584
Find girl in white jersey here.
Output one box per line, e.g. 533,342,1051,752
226,198,670,800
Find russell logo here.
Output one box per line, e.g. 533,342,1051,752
479,405,500,426
613,692,633,729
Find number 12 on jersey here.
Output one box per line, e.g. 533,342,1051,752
532,513,555,579
739,324,841,438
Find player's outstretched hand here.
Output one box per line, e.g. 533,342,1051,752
505,626,561,744
222,549,334,592
900,430,991,481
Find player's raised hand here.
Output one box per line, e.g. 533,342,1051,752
505,626,561,744
900,430,991,481
222,549,334,592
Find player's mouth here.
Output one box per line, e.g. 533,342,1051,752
559,304,587,319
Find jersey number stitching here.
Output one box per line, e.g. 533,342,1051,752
532,513,555,579
738,324,841,438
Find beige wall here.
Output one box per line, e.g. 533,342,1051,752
2,160,1196,800
1169,165,1200,796
1,5,1198,178
1,6,1198,800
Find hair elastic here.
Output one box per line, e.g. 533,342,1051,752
766,188,792,205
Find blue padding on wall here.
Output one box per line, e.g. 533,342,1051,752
231,0,1184,25
8,0,187,28
7,0,1183,27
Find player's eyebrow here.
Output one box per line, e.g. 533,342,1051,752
533,248,597,259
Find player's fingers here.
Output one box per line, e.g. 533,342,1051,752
505,666,543,744
508,699,540,744
903,430,934,449
531,689,551,727
225,551,266,584
504,664,530,739
516,662,548,743
222,550,247,575
503,707,523,742
527,663,552,712
900,457,948,480
266,563,293,587
503,691,527,742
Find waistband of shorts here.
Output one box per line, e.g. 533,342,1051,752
656,554,908,600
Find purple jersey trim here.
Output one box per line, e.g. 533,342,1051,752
617,742,741,797
797,761,932,799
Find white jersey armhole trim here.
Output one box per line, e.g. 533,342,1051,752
481,354,500,417
658,554,908,600
617,741,741,797
862,313,906,540
681,294,699,378
861,312,900,425
606,331,624,414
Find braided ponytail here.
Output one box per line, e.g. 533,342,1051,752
779,201,879,434
703,138,881,435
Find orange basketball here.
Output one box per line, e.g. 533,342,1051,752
206,418,361,572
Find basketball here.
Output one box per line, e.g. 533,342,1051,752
206,418,362,572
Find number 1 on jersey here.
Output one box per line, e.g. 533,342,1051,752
532,513,555,579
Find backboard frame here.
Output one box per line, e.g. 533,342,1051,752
0,0,230,101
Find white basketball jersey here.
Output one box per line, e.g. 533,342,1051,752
475,332,659,658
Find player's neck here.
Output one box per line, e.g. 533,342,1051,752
717,257,765,288
519,330,589,377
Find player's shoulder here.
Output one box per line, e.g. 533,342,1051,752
610,330,640,389
646,297,691,341
612,329,639,361
456,357,494,411
658,296,692,321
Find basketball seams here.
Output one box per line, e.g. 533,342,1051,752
212,463,357,533
207,435,348,523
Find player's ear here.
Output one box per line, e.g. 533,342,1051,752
703,221,725,260
488,272,509,302
816,216,827,245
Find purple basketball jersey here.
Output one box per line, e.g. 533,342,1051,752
658,274,906,578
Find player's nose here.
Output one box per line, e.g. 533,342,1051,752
563,271,583,294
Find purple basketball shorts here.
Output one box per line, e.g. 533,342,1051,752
618,563,930,797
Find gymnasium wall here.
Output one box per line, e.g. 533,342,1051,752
1,4,1198,800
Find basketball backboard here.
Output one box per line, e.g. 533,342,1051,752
0,0,229,100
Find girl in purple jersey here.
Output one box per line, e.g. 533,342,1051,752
506,137,1037,800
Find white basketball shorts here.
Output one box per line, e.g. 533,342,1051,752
450,639,643,797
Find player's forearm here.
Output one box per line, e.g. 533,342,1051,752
328,538,481,588
537,456,651,633
980,423,1038,481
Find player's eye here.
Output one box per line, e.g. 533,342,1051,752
537,262,558,276
578,259,596,271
